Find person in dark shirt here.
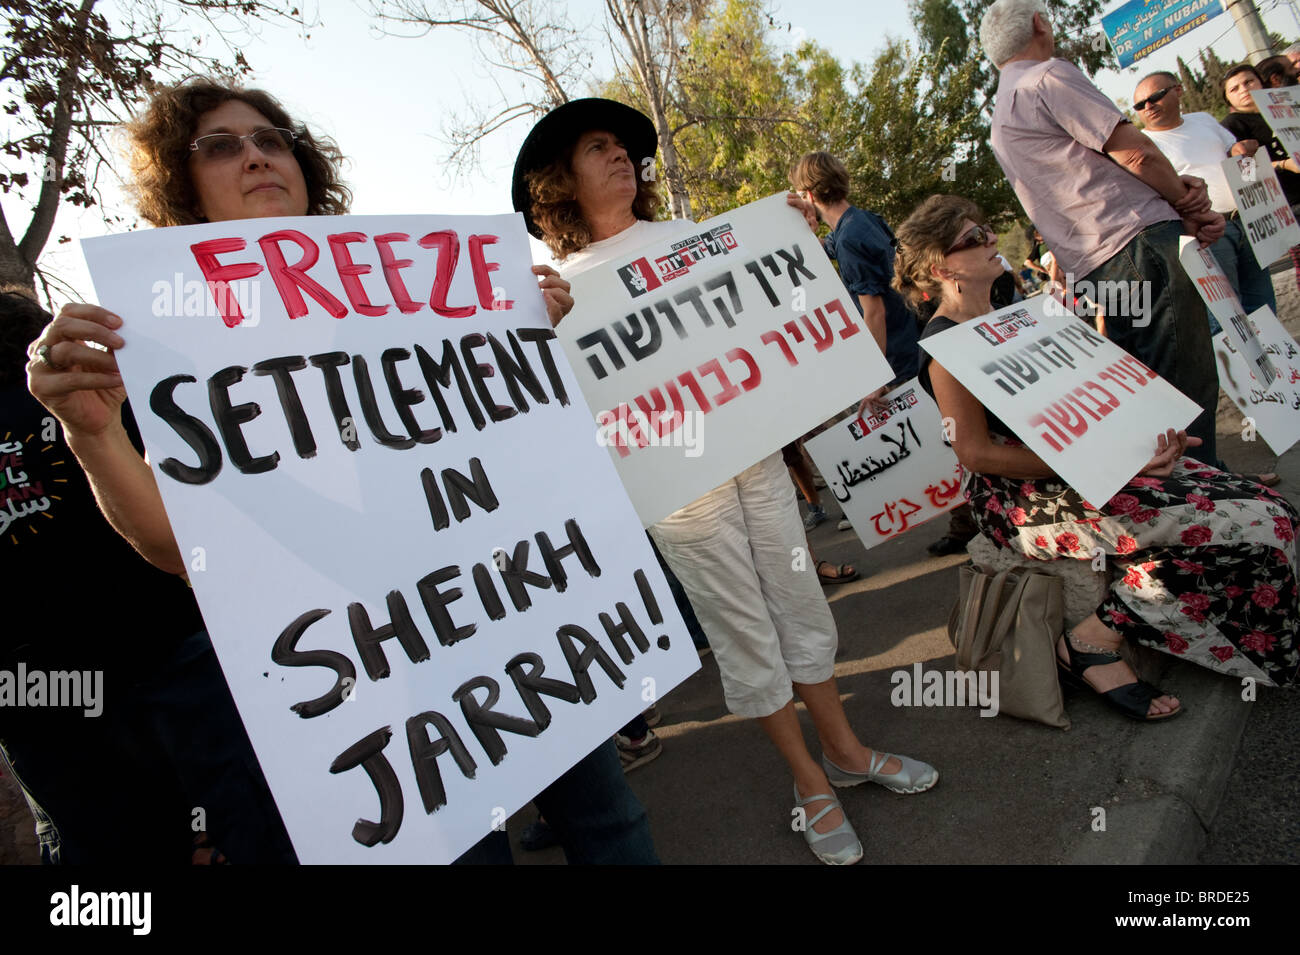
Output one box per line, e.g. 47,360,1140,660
2,287,294,863
789,152,920,393
1221,64,1300,204
1222,63,1300,294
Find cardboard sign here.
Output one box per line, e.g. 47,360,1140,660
804,381,964,550
1178,235,1275,386
917,296,1202,507
1250,87,1300,160
1213,306,1300,456
1221,155,1300,268
559,193,896,526
81,213,697,864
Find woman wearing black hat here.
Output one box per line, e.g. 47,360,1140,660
514,99,940,865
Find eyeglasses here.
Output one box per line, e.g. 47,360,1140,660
1133,85,1179,111
944,223,996,255
190,128,296,162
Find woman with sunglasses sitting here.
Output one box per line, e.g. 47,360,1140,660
895,194,1300,720
25,78,654,865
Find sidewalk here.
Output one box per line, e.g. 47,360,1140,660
513,277,1300,866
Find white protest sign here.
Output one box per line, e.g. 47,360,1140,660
1221,154,1300,268
1178,235,1276,386
917,296,1202,507
560,193,895,526
1212,306,1300,456
82,213,697,864
804,381,964,550
1251,87,1300,160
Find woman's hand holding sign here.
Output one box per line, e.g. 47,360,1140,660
1139,428,1201,478
27,303,127,438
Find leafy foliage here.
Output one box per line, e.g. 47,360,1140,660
0,0,306,296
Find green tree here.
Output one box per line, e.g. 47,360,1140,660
0,0,307,298
1175,49,1231,120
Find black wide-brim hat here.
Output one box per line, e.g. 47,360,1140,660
511,98,658,238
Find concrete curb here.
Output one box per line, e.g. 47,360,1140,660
1065,649,1252,864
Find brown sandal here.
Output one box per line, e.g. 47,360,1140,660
816,560,859,585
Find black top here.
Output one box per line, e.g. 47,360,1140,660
1221,111,1300,205
0,385,202,705
916,316,1016,440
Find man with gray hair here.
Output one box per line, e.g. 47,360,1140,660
980,0,1224,463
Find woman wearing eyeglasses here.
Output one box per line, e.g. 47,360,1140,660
24,78,651,866
897,194,1300,719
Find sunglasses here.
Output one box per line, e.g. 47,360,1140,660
1133,85,1178,111
945,223,996,255
190,128,296,162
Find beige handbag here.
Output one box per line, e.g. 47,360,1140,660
947,563,1070,730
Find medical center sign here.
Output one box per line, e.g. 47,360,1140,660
1102,0,1224,69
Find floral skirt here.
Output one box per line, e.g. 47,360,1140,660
967,456,1299,688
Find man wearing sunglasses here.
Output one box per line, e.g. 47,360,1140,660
1134,72,1277,326
981,0,1224,465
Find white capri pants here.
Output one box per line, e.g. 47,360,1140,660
649,452,839,718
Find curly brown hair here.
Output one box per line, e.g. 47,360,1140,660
892,194,985,313
526,150,663,260
124,77,351,227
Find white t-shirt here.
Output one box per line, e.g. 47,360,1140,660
1143,112,1238,214
558,218,692,276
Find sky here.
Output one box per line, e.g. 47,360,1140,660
7,0,1300,301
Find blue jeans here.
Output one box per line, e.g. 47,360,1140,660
1206,217,1278,336
1083,220,1219,465
454,739,660,865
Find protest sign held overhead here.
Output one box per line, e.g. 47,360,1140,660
1221,155,1300,268
804,382,963,550
1212,306,1300,457
81,212,697,864
917,295,1202,508
559,193,896,527
1179,236,1275,386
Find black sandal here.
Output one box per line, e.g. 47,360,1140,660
1056,632,1183,722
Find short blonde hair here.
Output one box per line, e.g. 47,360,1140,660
892,195,986,309
789,152,850,205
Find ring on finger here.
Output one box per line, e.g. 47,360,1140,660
34,343,64,372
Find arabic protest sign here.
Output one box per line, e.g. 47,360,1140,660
1178,235,1275,386
1212,306,1300,457
1250,86,1300,160
559,193,896,526
917,295,1202,508
81,213,697,864
804,381,964,550
1102,0,1223,69
1222,155,1300,268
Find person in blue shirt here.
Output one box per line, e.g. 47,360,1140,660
789,153,976,554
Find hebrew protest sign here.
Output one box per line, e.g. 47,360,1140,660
1179,235,1275,385
1221,155,1300,268
1212,306,1300,457
917,295,1202,508
558,193,896,526
804,381,963,550
82,213,697,864
1250,87,1300,160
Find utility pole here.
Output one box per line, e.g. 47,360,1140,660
1226,0,1275,63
